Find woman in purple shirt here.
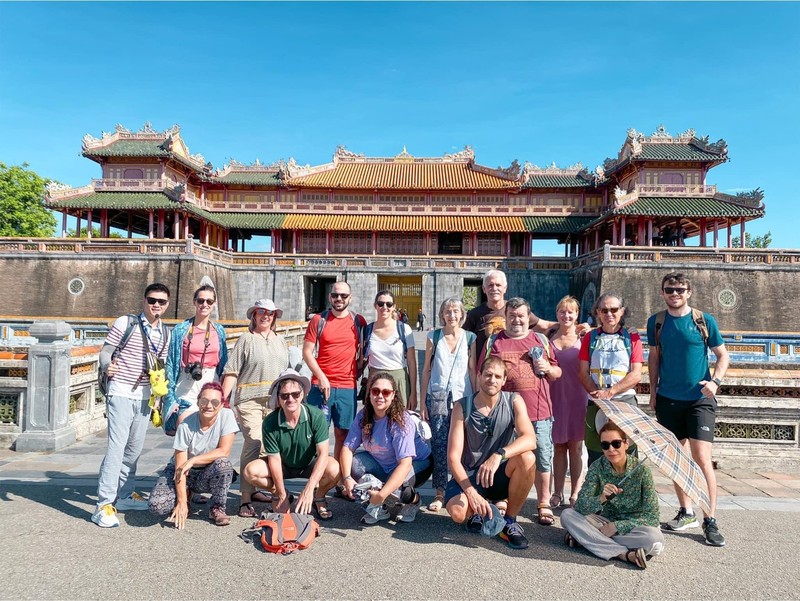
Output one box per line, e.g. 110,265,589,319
340,371,432,525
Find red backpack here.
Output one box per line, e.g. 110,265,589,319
250,512,320,555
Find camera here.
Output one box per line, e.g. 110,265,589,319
185,362,203,381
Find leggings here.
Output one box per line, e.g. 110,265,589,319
148,457,234,515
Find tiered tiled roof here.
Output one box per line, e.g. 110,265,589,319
523,216,595,233
609,197,764,217
281,214,527,232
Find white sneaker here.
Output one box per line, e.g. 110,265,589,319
361,503,391,525
396,496,421,523
92,504,120,528
116,492,149,511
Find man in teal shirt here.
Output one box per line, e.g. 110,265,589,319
242,369,340,520
647,272,729,547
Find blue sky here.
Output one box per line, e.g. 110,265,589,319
1,2,797,251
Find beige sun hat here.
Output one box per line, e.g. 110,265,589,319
246,298,283,320
268,368,311,409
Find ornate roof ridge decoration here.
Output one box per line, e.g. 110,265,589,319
471,159,521,182
330,145,477,164
215,158,285,176
522,161,585,176
690,135,729,157
715,187,765,209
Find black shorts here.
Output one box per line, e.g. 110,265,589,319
444,460,512,505
655,394,716,443
261,456,317,480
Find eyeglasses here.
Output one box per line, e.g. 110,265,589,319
599,307,621,314
196,298,215,306
255,308,275,317
198,397,221,408
376,301,394,308
278,391,303,401
330,293,350,300
663,287,688,295
600,439,625,450
370,387,394,398
146,297,169,306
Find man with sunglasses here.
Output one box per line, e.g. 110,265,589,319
93,283,171,528
243,369,340,520
647,272,730,547
303,281,367,463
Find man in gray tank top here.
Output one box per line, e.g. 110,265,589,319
444,357,538,550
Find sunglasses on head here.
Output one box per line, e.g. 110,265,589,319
376,301,394,308
196,298,215,306
370,387,394,398
600,439,625,450
278,390,303,401
663,287,688,295
330,293,350,300
255,308,275,316
599,307,620,314
146,297,168,306
198,397,221,408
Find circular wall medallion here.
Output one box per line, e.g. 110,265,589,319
718,288,736,308
68,277,85,296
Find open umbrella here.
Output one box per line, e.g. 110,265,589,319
592,399,711,515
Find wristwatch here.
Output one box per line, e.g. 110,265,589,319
495,447,507,461
711,377,722,387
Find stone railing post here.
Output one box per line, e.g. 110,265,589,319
15,321,76,451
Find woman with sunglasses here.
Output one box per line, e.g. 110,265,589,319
164,285,228,435
578,293,643,465
419,297,476,512
222,298,290,517
548,295,587,508
148,382,239,528
561,421,664,569
339,371,433,524
363,290,417,410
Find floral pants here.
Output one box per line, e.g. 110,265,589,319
426,394,451,491
148,457,233,515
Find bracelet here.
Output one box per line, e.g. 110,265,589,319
344,475,354,481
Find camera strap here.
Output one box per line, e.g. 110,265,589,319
185,320,212,369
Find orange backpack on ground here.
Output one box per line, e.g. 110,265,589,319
251,512,320,555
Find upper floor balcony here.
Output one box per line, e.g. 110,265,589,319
613,183,717,205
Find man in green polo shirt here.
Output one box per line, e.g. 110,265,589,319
242,369,340,520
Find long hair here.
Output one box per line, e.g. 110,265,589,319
361,371,406,442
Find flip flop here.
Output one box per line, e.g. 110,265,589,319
625,548,647,569
313,497,333,521
564,532,581,548
238,503,256,518
251,490,273,503
549,492,564,508
537,504,555,526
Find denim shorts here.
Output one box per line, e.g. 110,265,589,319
532,417,554,472
307,385,356,430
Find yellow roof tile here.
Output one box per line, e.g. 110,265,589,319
281,214,525,232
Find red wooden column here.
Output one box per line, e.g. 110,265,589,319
157,210,165,238
100,209,108,237
372,231,377,255
611,220,618,245
127,214,133,238
61,211,68,238
739,218,746,247
726,219,732,248
647,219,653,246
87,210,93,239
76,213,82,239
699,218,707,247
325,230,330,255
148,210,154,239
620,216,627,245
173,211,180,240
713,220,719,248
183,214,190,240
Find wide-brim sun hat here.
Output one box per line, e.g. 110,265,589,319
268,368,311,409
246,298,283,320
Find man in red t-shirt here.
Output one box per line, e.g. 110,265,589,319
303,281,366,460
487,297,562,526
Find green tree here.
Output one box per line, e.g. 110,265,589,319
0,162,57,237
732,231,772,248
66,227,122,238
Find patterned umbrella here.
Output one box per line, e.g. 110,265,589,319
592,399,711,515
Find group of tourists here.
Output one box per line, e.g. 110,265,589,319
92,268,729,568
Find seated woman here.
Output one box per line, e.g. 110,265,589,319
560,421,664,569
148,382,239,528
339,371,433,525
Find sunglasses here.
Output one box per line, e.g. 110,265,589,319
198,397,221,408
279,390,303,401
376,301,395,308
370,387,394,398
330,293,350,300
146,297,169,306
663,287,688,295
599,307,621,314
196,298,215,306
255,308,275,317
600,439,625,450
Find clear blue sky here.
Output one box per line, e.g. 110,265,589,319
1,2,797,251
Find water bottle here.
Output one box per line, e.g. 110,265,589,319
529,346,545,378
321,400,330,421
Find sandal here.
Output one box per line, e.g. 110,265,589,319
625,548,647,570
496,500,508,517
568,496,578,508
313,497,333,521
564,532,581,548
251,490,273,504
549,492,564,508
427,495,444,512
537,504,555,526
334,484,351,500
238,503,256,518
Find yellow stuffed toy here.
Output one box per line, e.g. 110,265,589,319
148,367,168,427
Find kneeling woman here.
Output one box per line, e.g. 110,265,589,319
561,422,664,569
148,382,239,528
340,371,432,524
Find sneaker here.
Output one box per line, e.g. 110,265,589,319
465,513,484,533
91,504,120,528
703,517,726,547
396,496,421,523
499,520,529,550
663,508,699,531
361,503,391,525
116,492,149,511
209,504,231,526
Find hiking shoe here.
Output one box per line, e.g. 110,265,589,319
116,492,149,511
663,508,699,531
703,517,726,547
396,496,421,523
209,504,231,526
361,503,391,525
465,513,484,533
91,504,120,528
499,521,529,550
